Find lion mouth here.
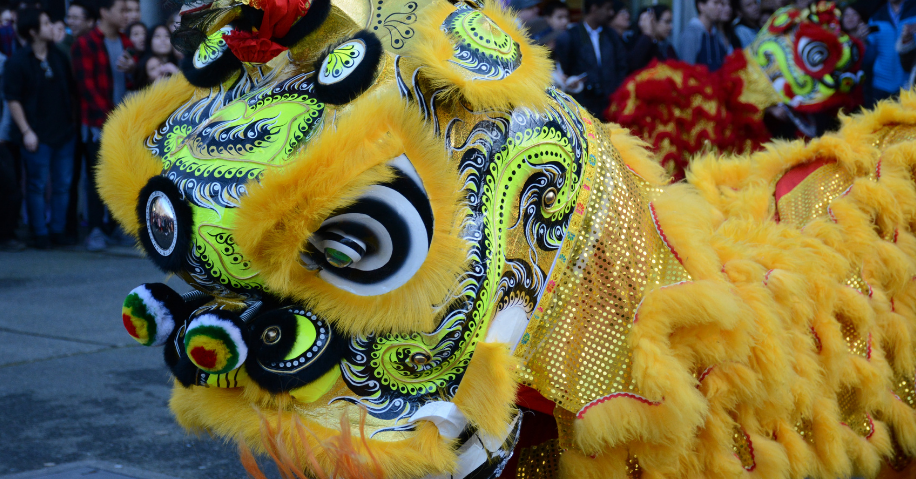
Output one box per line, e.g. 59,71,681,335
178,1,213,16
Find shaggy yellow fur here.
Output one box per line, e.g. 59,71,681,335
232,87,468,336
170,384,459,478
401,0,554,112
97,75,195,236
544,93,916,478
578,91,916,478
452,342,518,438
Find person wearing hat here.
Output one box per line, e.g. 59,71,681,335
553,0,627,118
510,0,549,37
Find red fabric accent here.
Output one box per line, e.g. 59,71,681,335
516,385,557,415
223,30,288,63
607,51,771,181
649,202,683,265
249,0,311,39
190,346,217,369
773,158,834,206
577,392,661,419
122,313,139,339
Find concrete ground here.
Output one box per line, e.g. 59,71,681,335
0,246,280,479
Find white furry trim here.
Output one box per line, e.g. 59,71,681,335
131,285,175,346
186,313,248,367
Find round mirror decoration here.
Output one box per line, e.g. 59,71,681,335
146,191,178,256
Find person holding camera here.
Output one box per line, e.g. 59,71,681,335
553,0,628,118
627,5,677,74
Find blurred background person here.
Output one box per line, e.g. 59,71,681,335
62,0,96,240
716,0,736,56
628,5,676,74
759,0,790,23
126,20,145,56
679,0,730,71
730,0,761,48
135,24,177,87
168,11,180,33
4,7,77,249
71,0,136,251
608,1,631,45
842,2,875,107
0,1,22,56
123,0,140,27
1,4,13,26
867,0,916,105
553,0,627,117
509,0,546,37
898,21,916,90
532,1,569,45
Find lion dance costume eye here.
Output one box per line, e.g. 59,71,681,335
99,0,916,478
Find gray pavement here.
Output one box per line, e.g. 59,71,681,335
0,247,280,479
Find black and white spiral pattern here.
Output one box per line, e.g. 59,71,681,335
302,154,433,296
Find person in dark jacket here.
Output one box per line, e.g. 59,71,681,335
553,0,628,118
3,7,77,248
627,5,677,74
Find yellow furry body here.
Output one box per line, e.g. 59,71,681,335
528,93,916,478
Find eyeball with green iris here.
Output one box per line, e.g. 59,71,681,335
300,154,432,296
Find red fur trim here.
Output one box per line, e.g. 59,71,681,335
698,365,715,384
576,392,661,419
649,202,683,265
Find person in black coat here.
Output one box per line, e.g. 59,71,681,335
553,0,628,118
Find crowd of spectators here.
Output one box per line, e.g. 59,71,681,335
517,0,916,132
0,0,180,252
2,0,916,251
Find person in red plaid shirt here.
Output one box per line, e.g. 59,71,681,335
71,0,136,252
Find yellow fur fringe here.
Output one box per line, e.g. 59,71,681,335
567,90,916,478
171,384,458,478
97,75,195,236
452,342,519,438
401,0,554,112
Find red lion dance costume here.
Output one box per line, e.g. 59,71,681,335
608,3,864,180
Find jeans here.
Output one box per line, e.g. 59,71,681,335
0,143,21,240
83,138,106,231
22,138,76,237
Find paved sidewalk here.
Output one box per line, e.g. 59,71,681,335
0,248,280,479
0,460,178,479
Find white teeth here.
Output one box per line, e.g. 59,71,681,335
179,1,213,15
772,77,786,95
789,96,804,108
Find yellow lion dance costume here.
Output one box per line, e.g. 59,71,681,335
98,0,916,477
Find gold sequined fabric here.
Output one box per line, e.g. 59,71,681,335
515,120,690,413
837,387,875,438
776,162,854,227
732,425,756,471
516,439,561,479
